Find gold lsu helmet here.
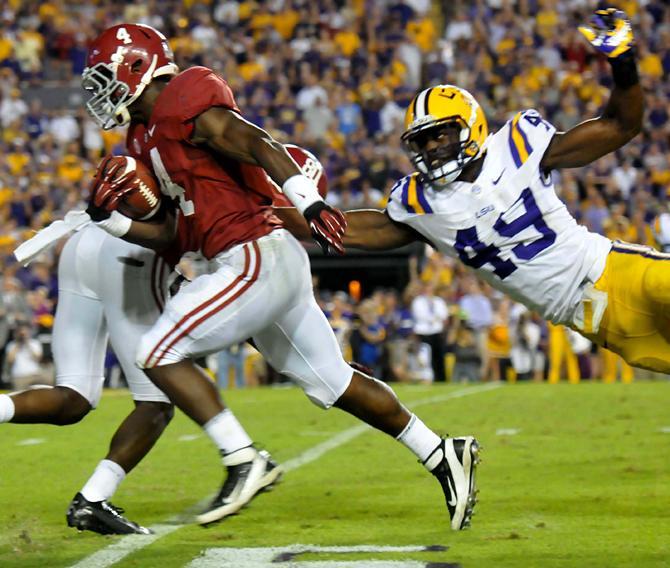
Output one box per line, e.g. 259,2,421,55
401,85,488,186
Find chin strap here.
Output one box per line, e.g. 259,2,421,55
476,134,492,159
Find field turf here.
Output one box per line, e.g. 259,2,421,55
1,382,668,567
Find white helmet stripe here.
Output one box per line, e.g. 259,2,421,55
413,88,430,120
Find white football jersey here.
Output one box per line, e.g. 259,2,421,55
653,213,670,252
387,109,612,325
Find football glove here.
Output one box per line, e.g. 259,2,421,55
578,8,634,59
86,156,137,220
303,201,347,255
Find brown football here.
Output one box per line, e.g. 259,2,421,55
116,157,162,220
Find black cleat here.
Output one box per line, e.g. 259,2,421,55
66,493,152,535
424,437,481,530
197,447,283,525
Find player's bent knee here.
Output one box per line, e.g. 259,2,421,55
135,401,174,429
52,386,92,425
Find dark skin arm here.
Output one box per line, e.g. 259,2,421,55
274,207,416,251
121,206,177,251
191,108,303,186
540,73,642,170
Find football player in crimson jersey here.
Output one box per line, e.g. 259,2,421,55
83,24,479,530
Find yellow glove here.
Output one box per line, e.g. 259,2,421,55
578,8,634,59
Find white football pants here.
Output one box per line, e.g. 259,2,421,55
136,229,353,408
53,225,170,406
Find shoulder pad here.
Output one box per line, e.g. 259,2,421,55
504,109,556,170
387,173,433,216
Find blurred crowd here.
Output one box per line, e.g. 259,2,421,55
1,0,670,388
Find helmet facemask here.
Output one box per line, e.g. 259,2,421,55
402,117,479,187
82,55,158,130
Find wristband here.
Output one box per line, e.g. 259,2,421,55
609,49,639,89
96,211,132,237
281,174,323,215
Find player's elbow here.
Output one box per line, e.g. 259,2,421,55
622,122,642,142
617,107,643,142
616,113,642,142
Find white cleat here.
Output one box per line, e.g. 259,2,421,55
423,436,481,530
196,447,283,526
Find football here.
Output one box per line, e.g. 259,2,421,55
115,156,162,220
272,144,328,206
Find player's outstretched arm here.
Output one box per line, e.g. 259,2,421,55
274,207,416,251
344,210,417,250
541,9,642,171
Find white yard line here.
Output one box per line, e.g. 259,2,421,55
69,383,501,568
16,437,46,446
188,545,450,567
495,428,520,436
178,434,201,442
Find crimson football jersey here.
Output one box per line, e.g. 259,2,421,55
127,66,281,260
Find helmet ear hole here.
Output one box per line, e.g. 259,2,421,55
131,59,144,73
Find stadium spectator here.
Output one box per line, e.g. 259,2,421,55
459,277,493,380
325,291,354,359
487,297,511,383
510,311,543,382
411,281,448,382
446,314,480,383
5,320,45,390
548,323,581,384
217,343,246,389
392,332,434,384
354,298,386,379
0,88,28,128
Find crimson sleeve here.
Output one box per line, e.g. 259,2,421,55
177,67,239,123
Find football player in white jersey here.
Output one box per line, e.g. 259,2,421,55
282,10,668,374
1,224,280,534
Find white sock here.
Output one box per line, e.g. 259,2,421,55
204,409,253,456
80,459,126,502
397,414,441,466
0,394,15,423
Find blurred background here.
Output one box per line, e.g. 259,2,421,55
1,0,669,391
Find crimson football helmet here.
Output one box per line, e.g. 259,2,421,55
82,24,178,130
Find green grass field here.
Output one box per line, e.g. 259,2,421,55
1,382,669,568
